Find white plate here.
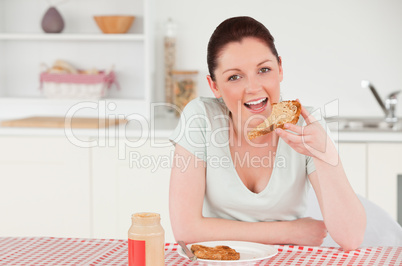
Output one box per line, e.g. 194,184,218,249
177,240,278,265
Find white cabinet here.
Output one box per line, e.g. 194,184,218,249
367,143,402,221
91,138,175,243
0,135,175,241
0,0,154,119
338,141,402,223
0,136,91,238
338,143,367,198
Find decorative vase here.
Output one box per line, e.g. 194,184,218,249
41,6,65,33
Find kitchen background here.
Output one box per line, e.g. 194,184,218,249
153,0,402,117
0,0,401,243
0,0,401,118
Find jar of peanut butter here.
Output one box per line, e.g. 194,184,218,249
128,212,165,266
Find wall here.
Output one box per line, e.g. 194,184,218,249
0,1,4,96
154,0,402,117
2,0,144,34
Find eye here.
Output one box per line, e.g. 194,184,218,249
228,75,240,81
259,67,271,74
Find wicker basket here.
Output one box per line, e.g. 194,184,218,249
40,70,118,99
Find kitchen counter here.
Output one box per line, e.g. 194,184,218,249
0,112,179,139
332,131,402,142
0,114,401,142
0,123,175,139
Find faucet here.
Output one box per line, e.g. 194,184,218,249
361,80,401,123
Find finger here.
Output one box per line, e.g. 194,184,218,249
300,104,317,125
276,128,303,144
283,123,303,134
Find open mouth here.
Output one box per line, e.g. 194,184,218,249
244,97,268,112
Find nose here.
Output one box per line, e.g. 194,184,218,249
245,77,262,94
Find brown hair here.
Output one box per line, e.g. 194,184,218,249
207,16,280,81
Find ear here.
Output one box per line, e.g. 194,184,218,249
278,56,283,82
207,75,222,98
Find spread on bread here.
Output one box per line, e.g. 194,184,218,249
248,100,301,140
190,244,240,260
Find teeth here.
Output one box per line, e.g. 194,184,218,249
245,98,266,105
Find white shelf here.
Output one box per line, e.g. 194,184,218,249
0,97,146,105
0,33,145,41
0,0,153,121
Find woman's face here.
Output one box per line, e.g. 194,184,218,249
207,37,283,130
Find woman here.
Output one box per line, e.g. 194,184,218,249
169,16,366,251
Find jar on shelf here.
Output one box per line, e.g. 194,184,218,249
164,18,176,105
172,70,198,116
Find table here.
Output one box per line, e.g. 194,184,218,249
0,237,401,265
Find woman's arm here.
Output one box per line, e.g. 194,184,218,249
308,158,366,251
275,104,366,251
169,144,328,245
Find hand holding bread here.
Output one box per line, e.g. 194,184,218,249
248,100,301,140
275,102,338,165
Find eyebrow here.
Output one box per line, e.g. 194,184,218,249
221,59,273,75
257,59,273,66
222,68,241,75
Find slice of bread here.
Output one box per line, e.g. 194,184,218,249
248,100,301,140
190,244,240,260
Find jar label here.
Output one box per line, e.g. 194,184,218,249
128,239,146,266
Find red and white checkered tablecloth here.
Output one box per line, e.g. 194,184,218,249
0,237,401,265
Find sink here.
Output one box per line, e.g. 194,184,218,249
325,117,402,132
